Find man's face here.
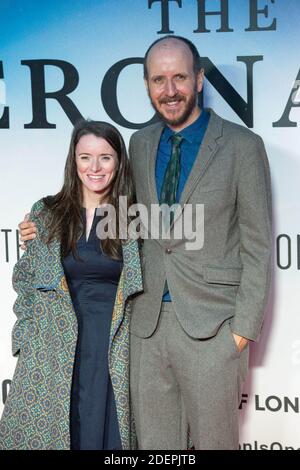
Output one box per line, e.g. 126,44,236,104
145,39,204,131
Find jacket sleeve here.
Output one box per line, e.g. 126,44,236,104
11,200,43,356
231,134,272,342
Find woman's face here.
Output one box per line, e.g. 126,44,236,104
75,133,118,202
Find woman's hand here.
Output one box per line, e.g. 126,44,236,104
18,214,37,249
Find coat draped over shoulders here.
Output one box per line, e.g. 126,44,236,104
0,199,142,450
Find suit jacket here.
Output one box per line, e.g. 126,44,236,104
129,109,272,341
0,199,142,450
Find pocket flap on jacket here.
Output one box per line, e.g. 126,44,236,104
203,266,242,285
34,285,56,291
34,276,70,299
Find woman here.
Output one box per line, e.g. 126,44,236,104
0,120,142,450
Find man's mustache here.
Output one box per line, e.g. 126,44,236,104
159,94,185,105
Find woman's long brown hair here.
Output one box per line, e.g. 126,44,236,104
43,120,134,259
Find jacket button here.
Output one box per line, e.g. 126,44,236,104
165,248,172,254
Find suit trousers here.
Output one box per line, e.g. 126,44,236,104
130,302,249,450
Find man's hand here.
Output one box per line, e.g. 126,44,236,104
232,332,249,353
18,214,37,250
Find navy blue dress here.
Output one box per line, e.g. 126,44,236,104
62,209,123,450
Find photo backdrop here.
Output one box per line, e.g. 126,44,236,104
0,0,299,449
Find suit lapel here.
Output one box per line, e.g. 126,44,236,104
146,123,164,207
179,109,223,206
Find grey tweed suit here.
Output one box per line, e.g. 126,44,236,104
128,109,272,450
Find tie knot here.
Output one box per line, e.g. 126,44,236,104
171,133,183,148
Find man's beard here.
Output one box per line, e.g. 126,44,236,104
149,90,198,129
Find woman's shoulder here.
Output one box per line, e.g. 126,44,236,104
30,198,45,213
30,195,57,214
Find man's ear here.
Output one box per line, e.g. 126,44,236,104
196,68,205,93
144,78,149,93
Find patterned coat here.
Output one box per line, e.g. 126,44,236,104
0,199,143,450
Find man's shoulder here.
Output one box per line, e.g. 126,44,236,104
211,109,262,144
130,121,163,144
224,119,260,142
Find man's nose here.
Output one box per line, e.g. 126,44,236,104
164,79,177,97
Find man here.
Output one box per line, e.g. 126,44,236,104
19,36,272,450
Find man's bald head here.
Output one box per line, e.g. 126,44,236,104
143,35,202,80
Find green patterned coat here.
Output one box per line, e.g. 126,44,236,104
0,199,143,450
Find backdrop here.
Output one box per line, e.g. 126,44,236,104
0,0,299,450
